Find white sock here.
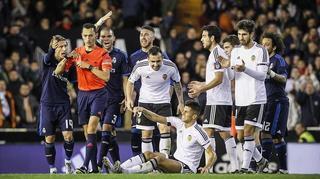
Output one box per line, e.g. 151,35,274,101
225,137,239,171
252,147,263,162
241,136,255,169
141,138,153,153
159,133,171,155
122,159,157,174
206,137,216,166
121,154,145,169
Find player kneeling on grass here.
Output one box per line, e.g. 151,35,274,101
105,100,216,174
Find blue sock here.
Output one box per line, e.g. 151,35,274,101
45,142,56,168
97,131,111,167
83,134,97,168
64,140,74,160
109,136,120,162
131,128,141,156
261,138,273,160
275,142,287,170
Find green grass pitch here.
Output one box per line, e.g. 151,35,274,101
1,174,320,179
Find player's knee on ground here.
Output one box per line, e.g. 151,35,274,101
45,135,55,143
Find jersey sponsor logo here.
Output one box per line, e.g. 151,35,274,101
251,55,256,61
187,135,192,141
162,74,167,80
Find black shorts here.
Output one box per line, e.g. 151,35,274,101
262,99,289,138
203,105,232,131
169,155,193,173
235,104,265,130
136,103,172,130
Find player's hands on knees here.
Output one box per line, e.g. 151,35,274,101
119,99,126,113
176,103,184,115
133,107,144,117
198,166,210,174
126,99,134,112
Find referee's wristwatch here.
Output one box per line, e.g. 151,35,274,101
88,65,93,71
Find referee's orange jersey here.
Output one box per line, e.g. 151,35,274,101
65,46,112,91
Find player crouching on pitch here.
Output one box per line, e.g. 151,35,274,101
104,100,216,174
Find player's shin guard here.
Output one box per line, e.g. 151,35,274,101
225,137,239,171
274,142,287,170
83,134,97,168
131,128,141,156
261,138,273,160
64,140,74,160
142,137,153,153
45,142,56,168
109,136,120,162
242,136,255,169
121,153,146,169
159,132,171,155
97,131,111,167
123,158,158,174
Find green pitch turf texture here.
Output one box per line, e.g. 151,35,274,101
1,174,320,179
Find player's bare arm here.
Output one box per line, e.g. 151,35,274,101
199,145,216,174
188,71,223,98
133,107,167,124
95,11,112,29
173,81,184,115
54,58,67,75
120,76,129,111
126,81,135,111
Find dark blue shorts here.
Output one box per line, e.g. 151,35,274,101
102,97,121,125
77,88,107,125
262,99,289,138
38,103,72,136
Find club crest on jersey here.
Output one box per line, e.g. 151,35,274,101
162,74,168,80
214,62,221,69
187,135,192,141
251,55,256,61
112,57,117,63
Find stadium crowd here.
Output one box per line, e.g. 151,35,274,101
0,0,319,131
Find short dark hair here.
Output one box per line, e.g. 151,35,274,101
98,25,114,37
148,46,162,56
222,35,240,47
236,19,255,33
261,32,285,54
185,100,201,116
82,23,96,32
141,25,155,33
202,25,221,43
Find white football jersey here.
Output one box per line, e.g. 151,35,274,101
167,117,211,173
206,45,232,105
129,59,180,103
230,42,269,106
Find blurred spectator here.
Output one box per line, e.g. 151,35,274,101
296,81,320,127
7,70,24,95
0,80,17,128
294,123,316,143
15,83,39,128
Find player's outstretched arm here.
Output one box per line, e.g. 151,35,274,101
133,107,167,124
199,145,217,174
95,11,112,30
54,58,67,75
173,81,184,115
